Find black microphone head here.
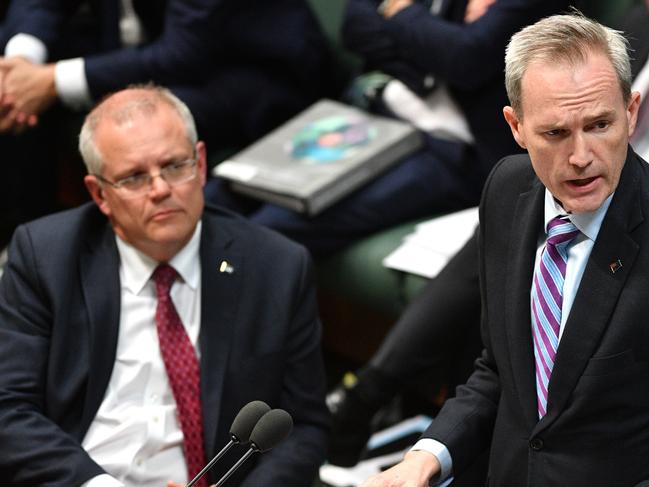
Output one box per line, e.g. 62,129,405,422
230,401,271,444
249,409,293,453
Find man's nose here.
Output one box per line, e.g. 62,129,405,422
568,132,593,168
149,172,172,197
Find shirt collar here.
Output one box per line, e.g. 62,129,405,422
115,221,202,295
543,189,613,242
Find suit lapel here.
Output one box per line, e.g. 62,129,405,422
198,214,243,457
538,152,643,432
504,178,545,429
79,221,121,436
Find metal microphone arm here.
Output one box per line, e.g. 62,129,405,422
185,437,236,487
212,447,258,487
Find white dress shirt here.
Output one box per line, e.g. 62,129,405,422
380,0,474,145
81,222,202,487
412,189,612,485
3,0,144,110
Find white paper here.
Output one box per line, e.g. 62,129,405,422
382,207,479,278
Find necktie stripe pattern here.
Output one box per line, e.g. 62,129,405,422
153,265,208,487
531,217,579,418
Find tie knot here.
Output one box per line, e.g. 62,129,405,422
153,264,178,296
546,216,579,247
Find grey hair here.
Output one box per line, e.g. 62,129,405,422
505,11,632,116
78,84,198,175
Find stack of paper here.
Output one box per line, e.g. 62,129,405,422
382,207,479,278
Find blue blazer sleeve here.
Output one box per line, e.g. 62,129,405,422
2,0,84,47
1,0,220,93
3,0,329,102
84,0,226,98
343,0,571,90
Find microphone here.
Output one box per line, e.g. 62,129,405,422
229,401,271,444
185,400,270,487
213,408,294,487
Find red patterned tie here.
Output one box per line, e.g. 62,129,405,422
153,264,208,487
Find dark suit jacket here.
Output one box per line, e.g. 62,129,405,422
0,0,331,146
423,150,649,485
0,203,329,486
342,0,571,181
2,0,328,96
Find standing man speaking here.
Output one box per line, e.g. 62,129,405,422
362,12,649,486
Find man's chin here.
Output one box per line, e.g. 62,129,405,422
561,194,607,214
144,220,192,242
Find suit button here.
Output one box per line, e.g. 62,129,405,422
530,438,544,451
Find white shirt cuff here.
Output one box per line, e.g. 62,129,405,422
4,33,48,63
81,474,125,487
55,58,93,110
411,438,453,485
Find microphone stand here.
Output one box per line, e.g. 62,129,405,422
213,447,258,487
186,437,236,487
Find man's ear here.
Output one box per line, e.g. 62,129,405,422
84,175,111,217
503,106,527,149
195,140,208,187
626,90,642,139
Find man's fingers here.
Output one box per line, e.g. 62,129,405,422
0,108,23,133
0,118,16,132
12,112,38,135
0,56,24,68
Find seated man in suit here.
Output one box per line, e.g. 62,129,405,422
0,0,331,249
0,85,329,486
207,0,569,257
361,12,649,486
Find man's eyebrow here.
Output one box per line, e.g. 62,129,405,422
536,122,566,132
111,163,146,180
584,110,616,124
536,110,618,131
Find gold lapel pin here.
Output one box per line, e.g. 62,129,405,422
219,260,235,274
609,259,622,274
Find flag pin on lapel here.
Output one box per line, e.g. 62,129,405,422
219,260,234,274
609,259,623,274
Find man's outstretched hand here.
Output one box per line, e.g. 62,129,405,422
360,450,441,487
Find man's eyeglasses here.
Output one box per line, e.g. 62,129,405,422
94,159,198,199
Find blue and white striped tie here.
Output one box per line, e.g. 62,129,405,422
531,216,580,418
